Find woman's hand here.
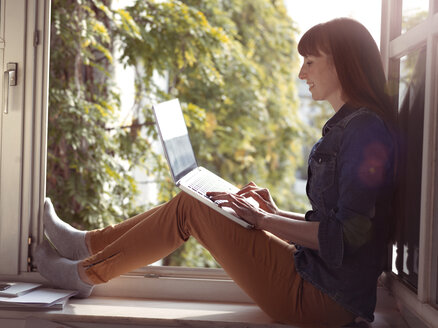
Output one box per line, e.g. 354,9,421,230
236,182,280,215
206,191,269,229
208,184,319,249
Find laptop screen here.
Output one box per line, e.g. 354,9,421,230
153,99,198,182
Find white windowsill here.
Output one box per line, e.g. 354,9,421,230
0,297,282,328
0,286,414,328
0,271,421,328
0,271,282,327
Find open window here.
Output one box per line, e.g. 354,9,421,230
0,0,49,276
0,0,273,304
381,0,438,325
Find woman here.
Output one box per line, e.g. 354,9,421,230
36,18,396,327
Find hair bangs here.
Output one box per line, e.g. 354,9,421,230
298,23,330,57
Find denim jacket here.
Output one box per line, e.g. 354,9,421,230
294,104,395,322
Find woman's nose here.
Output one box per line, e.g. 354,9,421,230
298,64,306,80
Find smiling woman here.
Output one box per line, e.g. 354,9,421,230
297,18,393,123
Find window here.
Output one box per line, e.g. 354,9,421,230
0,0,293,303
402,0,429,32
0,0,49,275
381,0,438,325
393,48,426,289
45,0,303,271
0,0,246,297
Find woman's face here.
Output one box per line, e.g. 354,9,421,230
298,53,344,111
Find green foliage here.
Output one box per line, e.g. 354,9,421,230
48,0,153,229
399,11,428,88
48,0,301,266
118,0,302,208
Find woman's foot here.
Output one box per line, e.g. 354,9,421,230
43,198,90,260
35,240,94,298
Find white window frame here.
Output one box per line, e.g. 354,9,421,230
0,0,49,276
380,0,438,326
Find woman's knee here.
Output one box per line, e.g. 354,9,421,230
173,191,205,213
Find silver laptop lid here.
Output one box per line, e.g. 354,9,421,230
152,99,198,183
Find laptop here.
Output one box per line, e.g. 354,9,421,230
152,99,255,229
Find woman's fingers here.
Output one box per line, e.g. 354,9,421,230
238,184,270,201
208,191,246,205
207,191,265,228
207,191,253,212
248,191,267,204
206,191,230,201
236,181,258,195
239,189,278,214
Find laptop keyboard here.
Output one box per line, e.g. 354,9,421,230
184,169,259,209
186,171,236,197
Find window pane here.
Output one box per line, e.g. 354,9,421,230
402,0,429,33
393,47,427,289
46,0,302,270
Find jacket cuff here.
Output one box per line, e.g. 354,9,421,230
318,210,344,268
304,210,314,221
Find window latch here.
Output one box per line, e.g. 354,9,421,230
4,62,18,114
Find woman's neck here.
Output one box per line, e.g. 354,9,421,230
330,100,346,112
327,91,346,112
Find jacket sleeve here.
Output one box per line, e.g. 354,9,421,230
317,113,394,268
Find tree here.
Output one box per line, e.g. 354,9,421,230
119,0,302,205
47,0,301,266
48,0,143,229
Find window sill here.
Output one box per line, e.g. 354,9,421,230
0,296,283,328
0,272,424,327
0,271,283,327
0,286,417,328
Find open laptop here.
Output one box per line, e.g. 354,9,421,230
152,98,254,229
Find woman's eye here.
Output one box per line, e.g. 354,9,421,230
306,61,313,65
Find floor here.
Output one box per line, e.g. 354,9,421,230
362,286,410,327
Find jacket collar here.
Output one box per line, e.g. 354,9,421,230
322,103,357,136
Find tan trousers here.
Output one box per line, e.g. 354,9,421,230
82,192,355,327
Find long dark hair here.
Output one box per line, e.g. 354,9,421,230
299,18,399,244
298,18,395,126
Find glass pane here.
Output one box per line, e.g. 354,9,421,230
402,0,429,33
46,0,303,271
393,47,427,289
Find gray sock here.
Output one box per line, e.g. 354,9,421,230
43,198,90,260
35,240,93,298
